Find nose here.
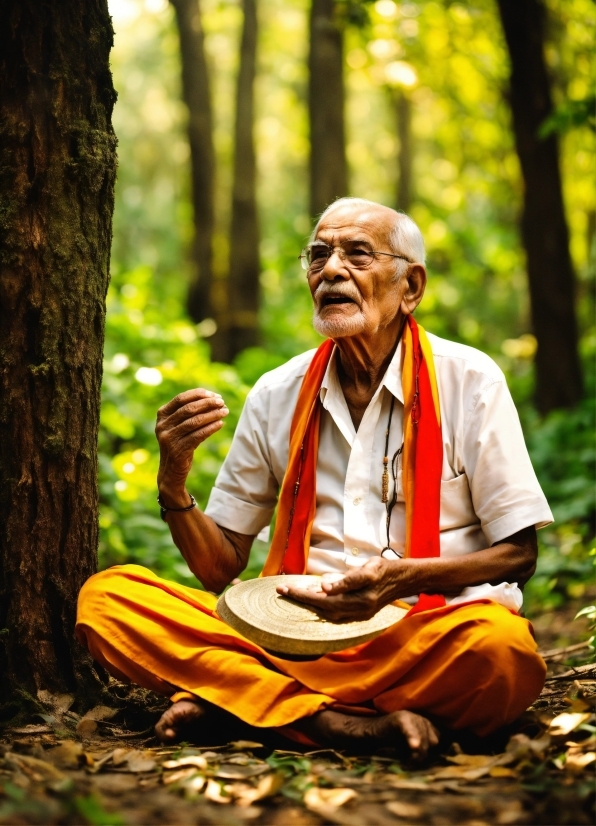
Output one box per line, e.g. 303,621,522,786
320,247,350,281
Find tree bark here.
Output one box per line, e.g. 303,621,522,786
0,0,117,703
394,89,413,213
171,0,216,324
309,0,348,218
216,0,261,363
496,0,583,413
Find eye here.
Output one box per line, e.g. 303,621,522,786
311,247,328,260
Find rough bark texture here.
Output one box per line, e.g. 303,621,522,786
395,90,413,214
0,0,117,704
171,0,216,324
220,0,260,362
309,0,348,218
497,0,583,413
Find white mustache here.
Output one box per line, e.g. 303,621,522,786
313,282,361,307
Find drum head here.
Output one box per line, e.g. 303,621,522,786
216,575,408,657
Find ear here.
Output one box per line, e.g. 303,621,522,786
399,264,426,316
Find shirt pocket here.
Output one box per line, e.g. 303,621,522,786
440,473,479,531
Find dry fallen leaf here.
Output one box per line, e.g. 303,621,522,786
162,756,207,771
4,752,67,782
229,740,264,751
76,718,98,738
233,771,285,806
86,750,115,774
215,763,270,780
489,766,518,778
125,750,157,773
112,748,132,766
204,777,232,803
46,741,84,769
564,750,596,772
183,774,207,795
549,713,592,737
506,733,551,760
428,764,492,782
162,767,202,785
83,705,119,721
385,800,424,819
445,754,498,768
9,725,53,735
304,787,357,810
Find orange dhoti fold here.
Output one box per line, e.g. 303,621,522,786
76,564,546,737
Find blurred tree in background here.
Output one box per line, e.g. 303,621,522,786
497,0,583,414
309,0,348,216
226,0,261,360
170,0,216,325
101,0,594,617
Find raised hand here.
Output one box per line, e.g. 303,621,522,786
156,389,229,505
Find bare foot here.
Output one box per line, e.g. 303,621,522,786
155,699,206,743
296,708,440,760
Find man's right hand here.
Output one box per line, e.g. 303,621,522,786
156,389,229,503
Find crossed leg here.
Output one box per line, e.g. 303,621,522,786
76,565,546,756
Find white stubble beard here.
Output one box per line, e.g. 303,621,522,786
312,306,368,338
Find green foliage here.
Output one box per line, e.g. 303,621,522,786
99,0,595,617
99,266,249,584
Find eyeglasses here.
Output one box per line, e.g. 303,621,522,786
299,241,413,272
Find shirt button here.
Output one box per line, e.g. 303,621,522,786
353,497,361,506
351,547,360,556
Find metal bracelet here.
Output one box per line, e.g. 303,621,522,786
157,492,197,522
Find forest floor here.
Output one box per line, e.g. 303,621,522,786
1,593,594,826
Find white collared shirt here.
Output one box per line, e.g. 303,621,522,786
205,332,553,609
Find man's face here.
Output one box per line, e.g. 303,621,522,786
308,204,410,339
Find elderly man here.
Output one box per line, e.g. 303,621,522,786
77,198,552,758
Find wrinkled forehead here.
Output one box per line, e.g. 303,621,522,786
314,205,394,245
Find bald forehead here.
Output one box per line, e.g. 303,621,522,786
315,203,397,243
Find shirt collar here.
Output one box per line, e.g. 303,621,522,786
319,339,404,407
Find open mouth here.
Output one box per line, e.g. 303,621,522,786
320,294,358,308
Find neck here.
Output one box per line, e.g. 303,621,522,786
334,315,406,427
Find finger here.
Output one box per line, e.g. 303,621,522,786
428,722,440,747
158,388,222,419
398,715,426,758
168,404,229,437
175,419,226,448
160,397,227,430
276,585,328,604
276,586,373,622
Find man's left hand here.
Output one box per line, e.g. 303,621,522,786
276,558,414,622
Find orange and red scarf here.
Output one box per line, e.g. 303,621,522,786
262,316,445,611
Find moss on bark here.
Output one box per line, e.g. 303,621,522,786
0,0,117,707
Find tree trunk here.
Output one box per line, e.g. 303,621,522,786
496,0,583,413
309,0,348,218
0,0,117,705
394,89,413,213
213,0,260,363
171,0,216,324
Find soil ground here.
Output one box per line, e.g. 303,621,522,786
1,593,594,826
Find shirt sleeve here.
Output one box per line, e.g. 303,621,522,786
204,392,280,536
463,379,553,545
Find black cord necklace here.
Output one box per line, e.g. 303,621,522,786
381,395,404,558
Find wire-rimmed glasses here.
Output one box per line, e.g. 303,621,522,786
300,240,413,272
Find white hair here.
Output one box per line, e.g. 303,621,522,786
310,197,426,266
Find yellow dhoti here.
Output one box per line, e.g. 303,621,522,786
76,564,546,737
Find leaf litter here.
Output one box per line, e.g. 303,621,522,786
0,658,595,824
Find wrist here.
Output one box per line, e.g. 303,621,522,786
157,482,191,509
